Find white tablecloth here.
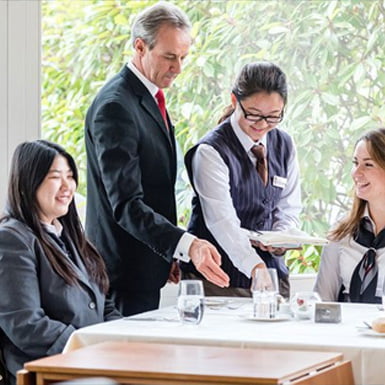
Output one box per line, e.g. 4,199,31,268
64,300,385,385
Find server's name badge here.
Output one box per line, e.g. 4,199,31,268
273,176,287,188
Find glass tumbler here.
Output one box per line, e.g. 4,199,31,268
177,280,204,325
251,268,279,319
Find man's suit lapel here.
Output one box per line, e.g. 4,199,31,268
120,66,175,151
141,96,172,139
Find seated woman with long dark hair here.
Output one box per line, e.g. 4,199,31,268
0,140,121,384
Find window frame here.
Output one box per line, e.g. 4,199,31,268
0,0,41,206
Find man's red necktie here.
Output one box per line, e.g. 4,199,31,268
155,89,168,127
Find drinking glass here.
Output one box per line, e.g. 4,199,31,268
177,280,204,325
251,268,279,319
290,291,321,320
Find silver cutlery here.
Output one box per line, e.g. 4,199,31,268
124,316,178,322
206,301,248,310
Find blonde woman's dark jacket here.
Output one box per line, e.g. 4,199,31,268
0,218,121,383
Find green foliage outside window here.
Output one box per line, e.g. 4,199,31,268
41,0,385,273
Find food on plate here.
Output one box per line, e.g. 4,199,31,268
372,317,385,333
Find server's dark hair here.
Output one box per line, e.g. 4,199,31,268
219,61,288,123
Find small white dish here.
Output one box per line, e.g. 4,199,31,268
357,328,385,337
204,298,228,306
239,314,291,322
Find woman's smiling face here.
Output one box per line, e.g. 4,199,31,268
232,91,284,142
36,155,76,224
351,139,385,205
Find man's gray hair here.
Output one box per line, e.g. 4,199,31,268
131,1,191,49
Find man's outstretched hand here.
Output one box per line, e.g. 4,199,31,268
189,238,230,288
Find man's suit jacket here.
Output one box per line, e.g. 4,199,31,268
0,218,121,382
85,65,185,292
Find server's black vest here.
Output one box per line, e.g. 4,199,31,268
181,119,293,288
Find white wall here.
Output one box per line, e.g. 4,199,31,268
0,1,8,208
0,0,41,208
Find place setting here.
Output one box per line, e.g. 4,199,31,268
125,280,206,324
355,290,385,337
237,268,294,322
356,317,385,337
238,268,287,322
237,268,330,324
125,274,333,327
204,297,252,311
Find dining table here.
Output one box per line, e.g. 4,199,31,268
63,298,385,385
19,341,352,385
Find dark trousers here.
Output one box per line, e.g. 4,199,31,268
109,288,161,317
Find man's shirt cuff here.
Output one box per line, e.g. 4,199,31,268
173,232,196,262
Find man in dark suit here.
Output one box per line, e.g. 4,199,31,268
85,2,229,316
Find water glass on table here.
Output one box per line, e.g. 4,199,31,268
251,268,279,319
177,280,204,325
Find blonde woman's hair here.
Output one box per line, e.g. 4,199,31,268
329,127,385,241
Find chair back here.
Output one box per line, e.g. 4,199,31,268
0,345,8,385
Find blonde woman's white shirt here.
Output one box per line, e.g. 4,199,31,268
314,208,385,300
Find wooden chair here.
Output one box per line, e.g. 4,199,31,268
292,360,354,385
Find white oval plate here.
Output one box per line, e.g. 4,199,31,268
204,298,228,306
357,328,385,337
239,314,291,322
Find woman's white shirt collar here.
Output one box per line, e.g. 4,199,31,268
42,219,63,237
